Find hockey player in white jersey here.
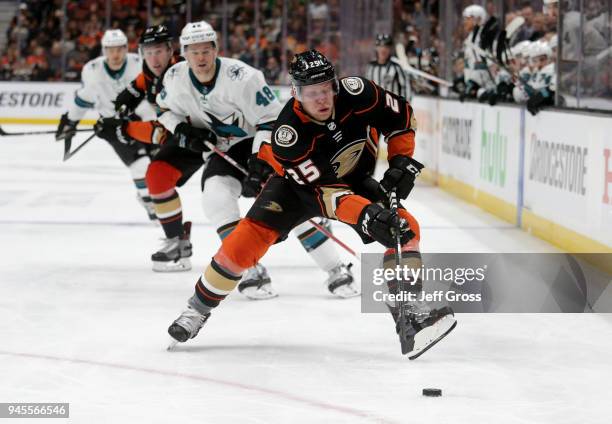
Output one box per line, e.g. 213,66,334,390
155,21,357,298
512,41,536,104
55,29,157,220
525,42,556,115
461,5,493,100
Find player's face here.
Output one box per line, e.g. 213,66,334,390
142,43,173,77
185,42,217,81
298,81,335,121
463,16,475,33
534,54,549,70
376,45,391,63
104,46,128,70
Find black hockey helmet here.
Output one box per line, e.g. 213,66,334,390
140,24,173,46
375,33,393,47
289,49,337,88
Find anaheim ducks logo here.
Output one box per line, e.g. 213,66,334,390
330,140,365,177
263,201,283,212
275,125,298,147
341,77,364,95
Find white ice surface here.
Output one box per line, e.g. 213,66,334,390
0,126,610,424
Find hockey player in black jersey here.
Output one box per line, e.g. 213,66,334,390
167,50,456,358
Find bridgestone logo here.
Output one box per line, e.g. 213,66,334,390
0,92,64,107
528,134,587,195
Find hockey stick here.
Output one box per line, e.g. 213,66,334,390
0,125,93,137
62,107,130,161
203,140,360,260
388,188,407,352
394,43,453,87
63,132,97,161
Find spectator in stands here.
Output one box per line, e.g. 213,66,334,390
515,3,535,43
263,56,281,84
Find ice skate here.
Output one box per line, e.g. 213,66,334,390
152,222,192,272
326,263,360,298
167,306,211,349
237,263,278,300
389,301,456,360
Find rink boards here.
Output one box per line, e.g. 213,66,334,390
1,81,610,252
410,96,612,253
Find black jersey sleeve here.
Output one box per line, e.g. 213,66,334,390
341,76,417,159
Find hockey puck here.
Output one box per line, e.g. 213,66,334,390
422,388,442,397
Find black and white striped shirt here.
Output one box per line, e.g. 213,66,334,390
365,57,411,100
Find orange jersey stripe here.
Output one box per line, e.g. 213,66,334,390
257,143,285,176
335,194,371,225
125,121,155,144
134,73,147,91
387,131,415,160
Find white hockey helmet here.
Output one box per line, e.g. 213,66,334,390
180,21,217,55
529,41,552,59
547,36,558,51
513,40,532,58
101,29,128,48
462,4,487,23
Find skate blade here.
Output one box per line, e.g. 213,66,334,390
239,284,279,300
167,338,179,351
407,315,457,360
152,258,192,273
330,283,361,299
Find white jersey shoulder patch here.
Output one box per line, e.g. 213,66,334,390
274,125,298,147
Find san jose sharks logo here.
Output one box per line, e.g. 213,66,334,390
227,64,245,81
201,111,248,138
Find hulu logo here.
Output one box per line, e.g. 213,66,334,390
480,110,507,187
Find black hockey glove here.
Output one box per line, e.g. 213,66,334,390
94,117,134,145
452,77,466,99
526,91,552,116
55,113,78,141
242,154,273,197
357,203,415,248
488,91,498,106
496,81,514,101
477,90,491,104
380,155,424,200
114,86,143,114
172,122,216,153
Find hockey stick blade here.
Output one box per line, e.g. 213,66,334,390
394,43,453,87
63,133,96,161
167,338,179,351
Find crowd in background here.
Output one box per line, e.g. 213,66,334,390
0,0,340,84
3,1,609,112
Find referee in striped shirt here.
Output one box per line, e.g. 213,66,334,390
365,34,411,100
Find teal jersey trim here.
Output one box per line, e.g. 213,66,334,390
104,59,127,79
75,95,94,108
188,58,221,95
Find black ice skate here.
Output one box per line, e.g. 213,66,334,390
237,263,278,300
326,263,360,298
152,222,193,272
389,302,457,360
167,306,211,349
